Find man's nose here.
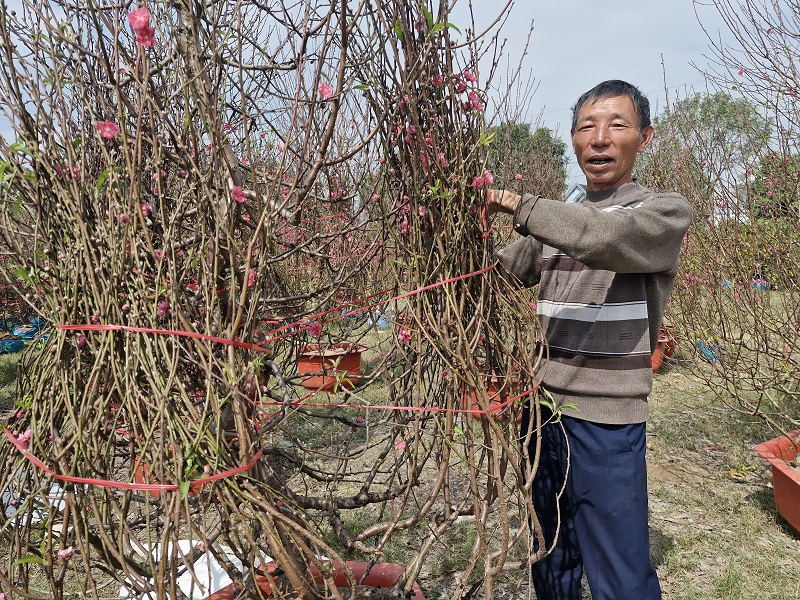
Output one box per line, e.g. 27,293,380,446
592,124,610,146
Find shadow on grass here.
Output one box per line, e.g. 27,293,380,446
650,527,675,568
746,486,799,538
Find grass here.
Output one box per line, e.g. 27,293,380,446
0,352,19,412
647,356,800,599
1,331,799,598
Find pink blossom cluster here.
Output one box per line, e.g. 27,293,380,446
471,169,494,189
54,164,82,180
231,186,247,204
128,7,155,47
156,299,169,319
318,81,334,99
96,121,120,139
307,321,322,337
15,428,32,450
456,71,484,112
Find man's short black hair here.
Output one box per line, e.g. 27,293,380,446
570,80,651,133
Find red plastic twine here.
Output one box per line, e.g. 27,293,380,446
268,385,540,416
3,427,263,491
54,322,275,355
52,263,498,348
12,263,508,488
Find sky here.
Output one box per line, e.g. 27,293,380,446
459,0,736,186
0,0,735,187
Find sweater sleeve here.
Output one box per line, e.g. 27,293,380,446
494,235,543,287
513,191,693,274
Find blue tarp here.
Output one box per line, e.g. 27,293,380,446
0,315,50,353
0,339,24,354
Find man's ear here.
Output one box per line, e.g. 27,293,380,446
638,125,655,152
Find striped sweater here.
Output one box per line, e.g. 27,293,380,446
496,182,693,424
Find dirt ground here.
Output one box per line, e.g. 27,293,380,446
419,361,800,599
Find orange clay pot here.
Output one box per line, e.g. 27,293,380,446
133,453,207,498
297,342,366,390
460,378,522,422
206,560,426,599
754,430,800,537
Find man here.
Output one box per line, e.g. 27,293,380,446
488,80,692,599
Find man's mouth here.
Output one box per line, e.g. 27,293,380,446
587,158,613,165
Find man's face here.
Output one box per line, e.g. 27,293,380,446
571,95,654,192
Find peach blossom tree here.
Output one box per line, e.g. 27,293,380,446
0,1,546,598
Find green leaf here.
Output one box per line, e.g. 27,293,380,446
430,23,444,35
95,168,112,190
353,84,369,91
12,555,44,567
393,18,403,40
12,266,31,284
447,23,462,34
178,481,191,499
95,166,122,191
421,5,434,29
9,140,30,156
478,129,496,148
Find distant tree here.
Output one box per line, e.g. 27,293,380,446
749,152,800,220
656,92,770,186
635,129,714,218
488,122,567,200
638,92,769,223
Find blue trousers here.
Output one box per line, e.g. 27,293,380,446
521,409,661,600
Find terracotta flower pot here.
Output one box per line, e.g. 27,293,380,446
207,560,426,599
297,342,366,390
652,324,678,371
651,336,672,372
460,378,521,422
754,430,800,536
134,451,207,498
660,325,678,358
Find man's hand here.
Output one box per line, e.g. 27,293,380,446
487,189,522,215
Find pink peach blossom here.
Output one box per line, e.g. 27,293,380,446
156,299,169,319
127,7,150,31
231,186,247,204
15,428,32,450
318,82,334,99
136,27,155,47
96,121,120,139
308,321,322,337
